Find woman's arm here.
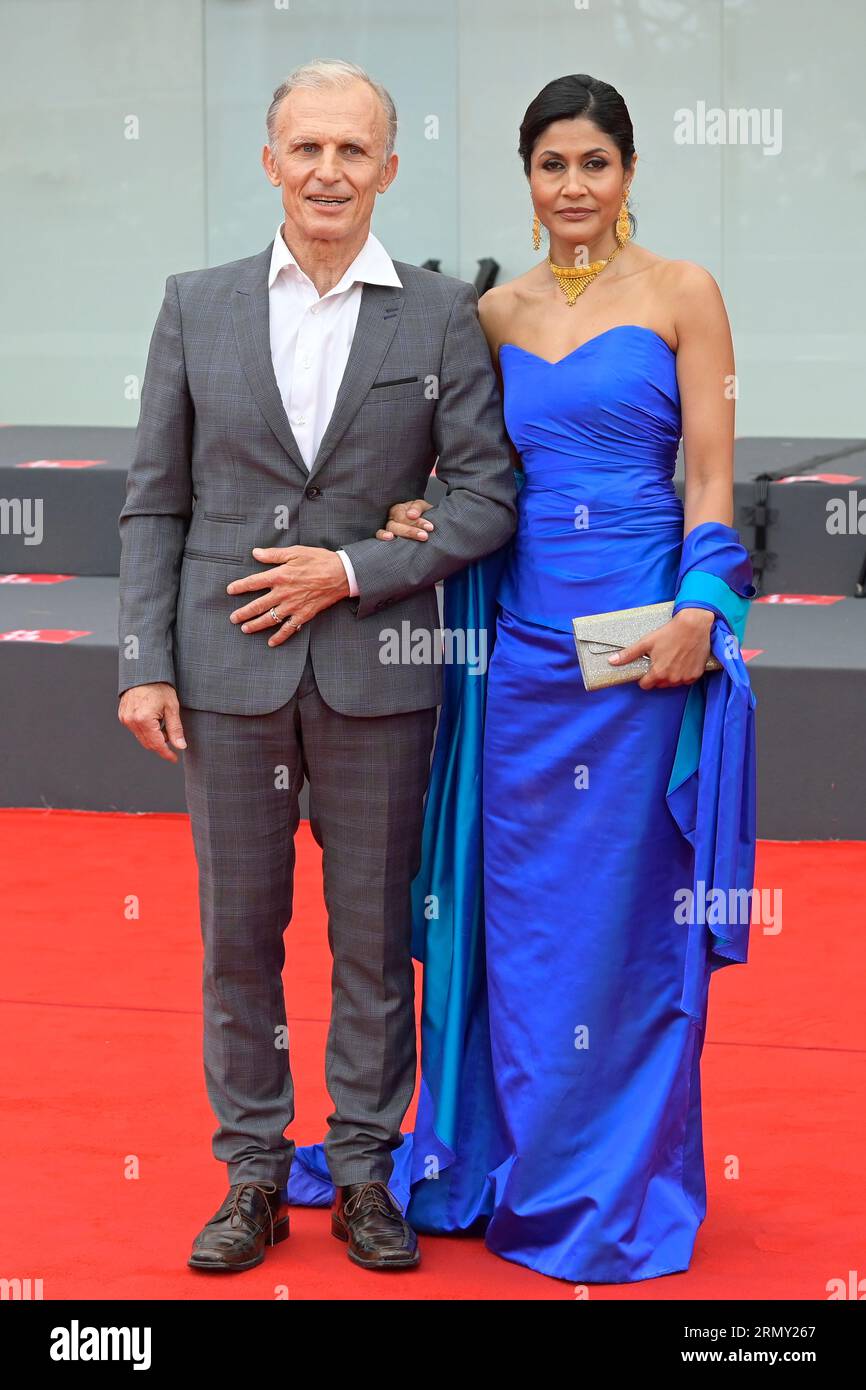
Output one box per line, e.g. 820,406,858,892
610,262,738,688
673,260,736,533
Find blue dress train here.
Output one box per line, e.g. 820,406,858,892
287,324,757,1283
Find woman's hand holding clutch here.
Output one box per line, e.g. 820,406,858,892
375,502,715,693
609,608,715,691
376,498,436,541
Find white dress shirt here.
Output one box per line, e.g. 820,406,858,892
267,222,404,599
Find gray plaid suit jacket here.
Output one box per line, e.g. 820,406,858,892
118,240,517,717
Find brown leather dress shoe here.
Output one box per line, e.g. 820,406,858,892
188,1180,290,1272
332,1181,420,1269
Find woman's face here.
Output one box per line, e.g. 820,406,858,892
528,116,633,255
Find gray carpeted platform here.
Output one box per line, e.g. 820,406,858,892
1,427,864,837
673,438,866,596
0,427,135,575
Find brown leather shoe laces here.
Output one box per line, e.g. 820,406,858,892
343,1181,403,1221
227,1181,279,1243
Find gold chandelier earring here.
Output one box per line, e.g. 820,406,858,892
532,208,542,251
615,185,632,247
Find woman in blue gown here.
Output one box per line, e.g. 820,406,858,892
288,73,757,1284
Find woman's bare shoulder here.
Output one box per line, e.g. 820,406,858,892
662,259,728,331
478,282,512,351
478,280,514,325
656,255,722,300
622,246,713,284
479,269,543,344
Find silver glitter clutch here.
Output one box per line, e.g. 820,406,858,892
572,600,722,691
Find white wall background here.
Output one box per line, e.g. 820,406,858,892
2,0,864,434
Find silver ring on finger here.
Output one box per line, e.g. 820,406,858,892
269,607,280,623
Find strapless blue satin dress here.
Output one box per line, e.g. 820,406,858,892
479,325,703,1280
287,324,755,1284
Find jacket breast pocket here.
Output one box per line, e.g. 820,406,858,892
362,376,431,406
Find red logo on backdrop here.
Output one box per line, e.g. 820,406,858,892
0,629,92,643
741,649,764,661
777,473,863,484
0,574,75,585
756,594,846,605
15,459,106,469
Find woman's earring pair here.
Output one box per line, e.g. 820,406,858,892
531,188,632,250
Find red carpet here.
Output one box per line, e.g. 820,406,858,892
1,807,863,1300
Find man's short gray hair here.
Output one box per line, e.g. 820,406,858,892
266,59,397,166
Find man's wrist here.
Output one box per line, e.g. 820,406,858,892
336,548,359,598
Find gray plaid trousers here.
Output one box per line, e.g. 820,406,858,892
181,647,436,1188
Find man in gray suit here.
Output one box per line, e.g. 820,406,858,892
117,59,516,1273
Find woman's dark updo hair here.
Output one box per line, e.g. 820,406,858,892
519,74,637,238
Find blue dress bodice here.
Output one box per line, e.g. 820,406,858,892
496,324,685,630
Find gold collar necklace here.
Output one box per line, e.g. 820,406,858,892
547,239,623,307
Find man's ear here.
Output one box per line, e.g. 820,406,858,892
377,152,399,195
261,144,281,189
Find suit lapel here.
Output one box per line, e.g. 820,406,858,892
306,281,404,482
232,245,308,481
232,243,405,485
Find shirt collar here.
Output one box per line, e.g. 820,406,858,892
268,223,403,295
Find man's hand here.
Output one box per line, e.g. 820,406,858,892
609,608,715,690
226,545,350,646
376,498,435,542
118,682,187,762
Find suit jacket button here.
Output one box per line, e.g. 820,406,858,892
305,485,321,498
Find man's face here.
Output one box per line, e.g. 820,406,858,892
262,80,397,247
